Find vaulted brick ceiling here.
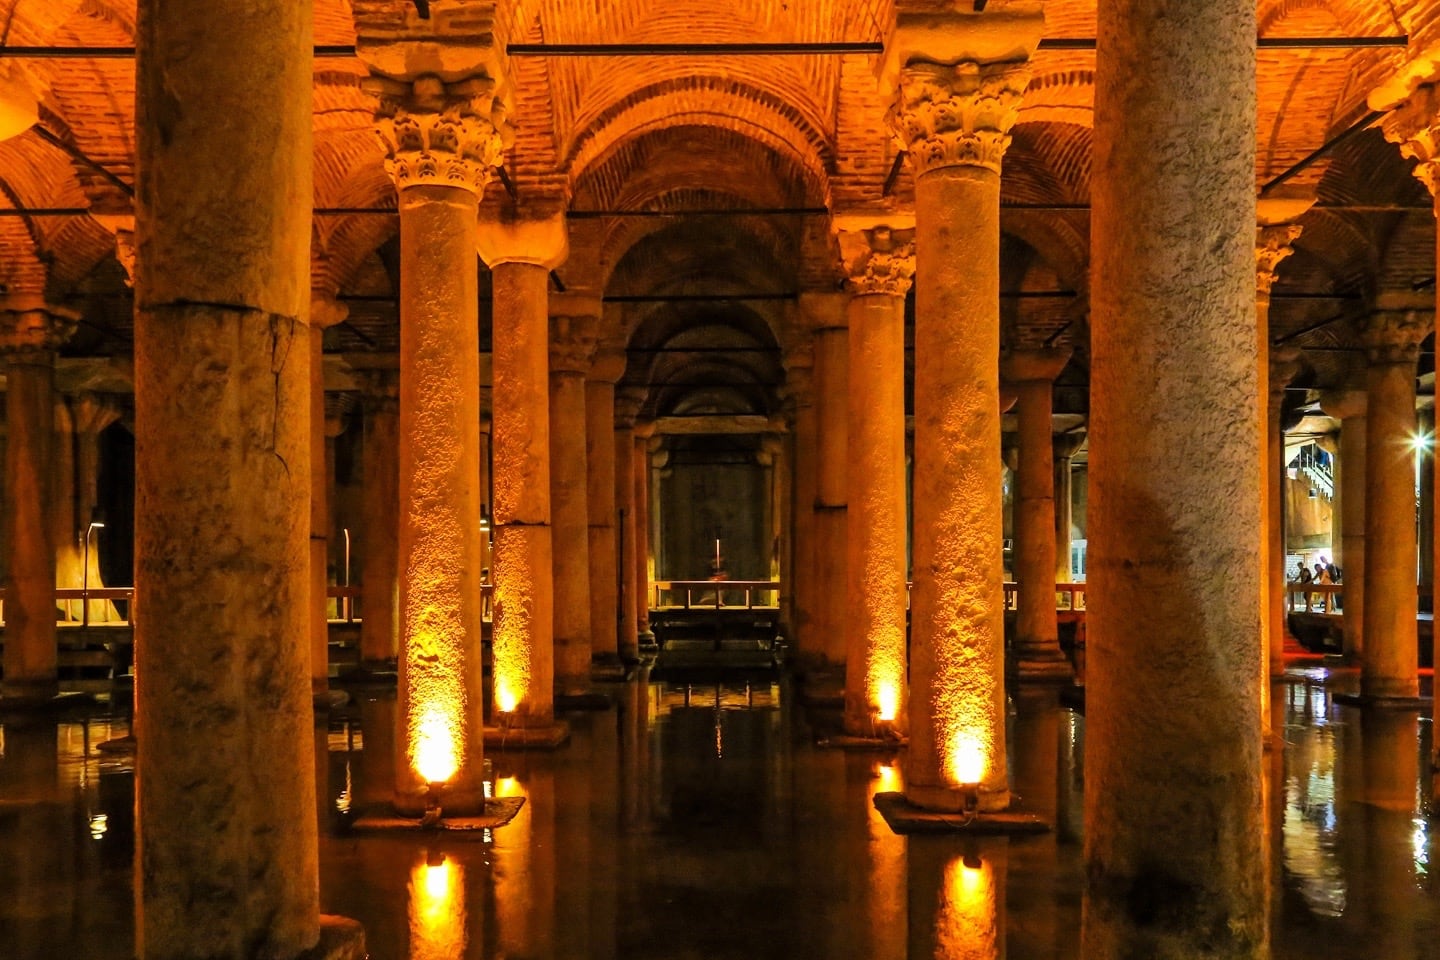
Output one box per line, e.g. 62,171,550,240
1,0,1437,408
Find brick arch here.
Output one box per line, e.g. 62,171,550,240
1020,66,1096,130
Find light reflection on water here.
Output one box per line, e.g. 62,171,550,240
1282,681,1346,917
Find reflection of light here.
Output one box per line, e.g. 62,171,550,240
496,776,523,798
948,733,986,787
1414,819,1430,876
876,682,899,723
335,759,353,815
1411,432,1432,453
408,854,466,960
414,705,459,785
937,853,999,960
875,761,901,795
495,683,519,715
88,814,107,840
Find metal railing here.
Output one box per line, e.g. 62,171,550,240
1285,581,1344,614
652,580,780,610
1002,581,1088,611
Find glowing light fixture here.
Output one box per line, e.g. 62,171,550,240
495,682,519,715
1412,432,1433,453
875,681,900,723
414,705,459,786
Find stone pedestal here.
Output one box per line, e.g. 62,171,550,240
1085,1,1266,955
372,73,507,814
1360,308,1426,701
549,306,598,695
133,0,334,952
586,350,625,665
1002,348,1072,679
890,47,1034,812
0,307,72,704
358,370,399,668
836,223,913,738
1321,389,1367,658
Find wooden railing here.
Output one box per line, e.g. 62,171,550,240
652,580,780,610
1285,582,1344,614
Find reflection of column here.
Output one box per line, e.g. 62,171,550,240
309,297,348,700
549,308,598,695
1085,2,1265,955
836,223,913,736
586,350,625,664
1053,431,1084,583
407,851,467,960
1359,307,1426,700
908,836,1007,960
359,371,400,668
634,422,654,642
1320,389,1366,658
373,74,503,812
1003,348,1072,678
890,31,1039,811
133,0,325,949
480,210,568,727
1,308,71,703
781,345,816,655
805,292,849,670
614,391,643,661
1359,707,1421,960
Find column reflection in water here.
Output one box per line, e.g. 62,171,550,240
0,721,62,955
1357,707,1422,960
866,758,906,960
407,851,466,960
491,768,559,958
909,836,1006,960
1283,682,1346,920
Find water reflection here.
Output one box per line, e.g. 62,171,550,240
910,838,1006,960
407,852,467,960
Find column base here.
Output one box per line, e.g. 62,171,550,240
350,796,526,835
0,678,62,710
873,791,1047,835
305,916,366,960
1013,648,1075,681
1334,691,1429,709
484,719,570,750
1357,675,1424,703
904,781,1011,815
591,653,629,681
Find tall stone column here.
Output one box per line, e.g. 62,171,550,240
586,350,625,665
761,426,785,586
71,394,122,623
0,307,72,704
132,0,356,952
1052,431,1085,583
1359,307,1426,701
781,345,817,656
634,422,655,643
614,391,642,662
888,23,1039,811
1085,0,1265,954
358,370,399,669
805,292,850,671
309,297,347,701
480,210,568,725
549,306,598,695
836,223,914,737
371,73,505,812
1002,348,1072,678
1320,389,1366,657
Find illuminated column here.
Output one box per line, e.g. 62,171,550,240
781,345,817,656
358,370,400,668
1002,348,1072,678
373,74,506,812
1359,306,1426,701
549,306,598,695
133,0,346,951
0,306,72,704
634,421,655,642
1086,1,1266,954
1320,388,1366,658
586,349,625,664
889,26,1040,811
308,297,347,700
481,210,568,724
805,292,850,670
836,223,914,736
614,390,642,661
1052,431,1084,582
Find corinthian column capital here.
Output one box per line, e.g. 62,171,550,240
1361,308,1429,365
367,74,509,195
1381,82,1440,198
549,312,599,375
889,59,1031,177
1256,224,1303,297
836,223,916,297
0,298,77,356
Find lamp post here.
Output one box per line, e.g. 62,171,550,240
81,511,105,629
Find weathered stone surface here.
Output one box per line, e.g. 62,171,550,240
550,310,598,694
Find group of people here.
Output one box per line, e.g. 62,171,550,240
1296,556,1341,612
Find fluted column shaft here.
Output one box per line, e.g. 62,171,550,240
359,373,399,667
1086,1,1265,955
549,309,597,694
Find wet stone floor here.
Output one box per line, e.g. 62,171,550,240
2,669,1440,958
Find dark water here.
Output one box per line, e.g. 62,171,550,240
1,670,1438,958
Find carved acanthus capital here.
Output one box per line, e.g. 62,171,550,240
837,225,916,297
1361,309,1429,365
889,60,1030,178
549,313,599,375
0,301,77,357
588,347,627,385
1382,83,1440,198
1268,345,1304,405
614,390,645,429
1256,224,1303,296
368,74,509,195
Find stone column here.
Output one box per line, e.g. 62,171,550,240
549,306,598,696
805,292,850,671
0,307,72,704
1359,307,1427,701
1002,348,1072,678
888,26,1040,811
358,370,399,669
761,426,786,588
1084,0,1265,954
836,223,914,737
372,74,505,812
781,345,817,656
309,297,347,701
132,0,345,951
71,394,122,623
634,422,655,643
1320,389,1366,657
480,211,568,726
613,391,642,662
586,350,625,665
1420,410,1435,605
1053,431,1085,583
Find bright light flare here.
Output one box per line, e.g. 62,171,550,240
875,682,900,723
1412,432,1433,453
936,853,999,960
875,761,901,795
495,683,519,715
413,705,459,785
948,732,986,787
409,855,466,960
